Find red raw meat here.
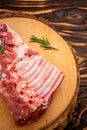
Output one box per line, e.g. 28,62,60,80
0,23,64,125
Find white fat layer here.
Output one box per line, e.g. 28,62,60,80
0,73,7,82
14,44,28,59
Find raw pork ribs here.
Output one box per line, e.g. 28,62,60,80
0,23,64,125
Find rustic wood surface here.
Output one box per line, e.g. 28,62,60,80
0,1,87,130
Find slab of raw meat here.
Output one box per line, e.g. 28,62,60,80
0,23,64,125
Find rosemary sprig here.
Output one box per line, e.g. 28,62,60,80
0,42,5,53
30,35,58,50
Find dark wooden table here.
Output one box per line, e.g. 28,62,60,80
0,1,87,130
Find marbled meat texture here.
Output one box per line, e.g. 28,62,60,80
0,23,64,125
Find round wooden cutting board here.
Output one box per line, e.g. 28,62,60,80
0,18,78,130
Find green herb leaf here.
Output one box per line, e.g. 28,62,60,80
30,35,58,51
0,42,5,53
